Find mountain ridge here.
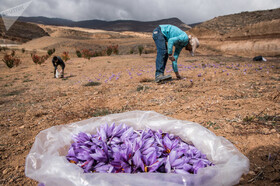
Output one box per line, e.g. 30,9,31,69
18,16,191,32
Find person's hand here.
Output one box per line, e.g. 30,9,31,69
168,55,175,61
175,72,181,79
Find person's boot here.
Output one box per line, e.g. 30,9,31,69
155,74,172,83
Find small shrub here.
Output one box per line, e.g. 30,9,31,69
0,46,8,52
106,46,113,56
47,48,55,56
94,51,104,57
11,50,15,57
138,45,144,56
112,45,119,55
101,49,107,56
76,50,82,58
61,51,70,62
22,48,26,53
31,53,49,65
130,48,134,54
2,52,21,68
79,49,105,60
81,49,93,60
106,45,119,56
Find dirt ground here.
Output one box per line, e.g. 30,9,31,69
0,46,279,186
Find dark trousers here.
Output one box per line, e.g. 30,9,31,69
153,26,168,77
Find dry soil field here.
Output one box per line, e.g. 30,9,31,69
0,27,279,185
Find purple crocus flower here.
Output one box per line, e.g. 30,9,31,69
165,150,183,173
132,149,145,171
162,134,179,154
66,124,214,174
146,157,165,172
90,146,107,162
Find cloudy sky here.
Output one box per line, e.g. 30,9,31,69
1,0,280,24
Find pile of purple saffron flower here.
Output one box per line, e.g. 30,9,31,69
66,123,214,174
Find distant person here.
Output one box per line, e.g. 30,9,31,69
52,56,65,78
153,24,199,83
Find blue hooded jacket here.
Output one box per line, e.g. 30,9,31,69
159,24,189,72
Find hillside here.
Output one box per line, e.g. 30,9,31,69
0,19,49,44
18,17,191,32
189,8,280,57
192,8,280,35
16,24,155,56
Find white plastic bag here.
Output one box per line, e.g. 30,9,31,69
25,111,249,186
55,69,61,78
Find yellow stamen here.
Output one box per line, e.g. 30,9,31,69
144,166,148,172
166,148,171,153
69,160,77,164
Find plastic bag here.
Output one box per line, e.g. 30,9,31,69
25,111,249,186
55,69,61,78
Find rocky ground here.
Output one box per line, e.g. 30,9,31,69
0,49,279,185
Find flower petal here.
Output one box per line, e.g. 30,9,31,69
172,158,184,168
132,150,144,171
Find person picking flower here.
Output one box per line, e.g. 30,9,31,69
153,24,199,83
